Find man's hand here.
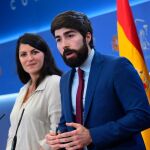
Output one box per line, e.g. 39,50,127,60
46,123,92,150
57,122,92,150
45,130,61,150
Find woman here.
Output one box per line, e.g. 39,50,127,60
6,33,62,150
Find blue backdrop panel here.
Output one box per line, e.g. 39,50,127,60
1,1,150,95
0,94,17,150
0,0,115,44
0,0,148,44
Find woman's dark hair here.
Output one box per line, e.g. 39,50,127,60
51,10,94,49
16,33,62,87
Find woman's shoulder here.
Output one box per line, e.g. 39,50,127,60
44,75,61,87
43,75,61,96
45,75,61,82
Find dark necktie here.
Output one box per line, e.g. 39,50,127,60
76,68,84,124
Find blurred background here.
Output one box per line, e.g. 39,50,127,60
0,0,150,149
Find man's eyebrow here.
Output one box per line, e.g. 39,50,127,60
64,30,76,35
55,30,76,39
55,35,60,39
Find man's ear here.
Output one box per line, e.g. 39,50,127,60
85,32,92,44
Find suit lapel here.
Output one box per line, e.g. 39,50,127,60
64,69,75,122
84,52,105,124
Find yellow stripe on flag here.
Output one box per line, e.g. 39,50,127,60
118,23,150,100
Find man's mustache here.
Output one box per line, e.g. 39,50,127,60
63,48,77,56
64,48,77,54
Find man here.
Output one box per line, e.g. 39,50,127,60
46,11,150,150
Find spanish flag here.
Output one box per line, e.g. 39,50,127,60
117,0,150,149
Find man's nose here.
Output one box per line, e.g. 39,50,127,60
62,39,70,49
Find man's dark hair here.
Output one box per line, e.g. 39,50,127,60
16,33,62,88
51,10,94,49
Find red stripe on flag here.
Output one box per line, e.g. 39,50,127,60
117,0,144,59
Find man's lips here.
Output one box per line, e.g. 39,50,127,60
64,51,77,59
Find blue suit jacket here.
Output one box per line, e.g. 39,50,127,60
59,52,150,150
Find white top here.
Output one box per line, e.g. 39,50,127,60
6,75,61,150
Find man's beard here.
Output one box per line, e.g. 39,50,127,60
62,40,89,68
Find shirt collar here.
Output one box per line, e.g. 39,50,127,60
76,48,95,73
23,76,49,92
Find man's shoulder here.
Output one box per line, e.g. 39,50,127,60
93,52,133,72
96,52,131,65
62,69,73,77
60,69,74,81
